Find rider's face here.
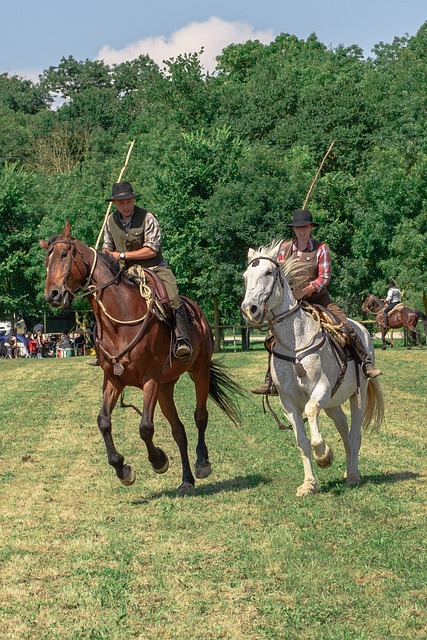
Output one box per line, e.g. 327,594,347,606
113,198,135,219
293,224,313,246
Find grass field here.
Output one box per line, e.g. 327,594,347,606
0,348,426,640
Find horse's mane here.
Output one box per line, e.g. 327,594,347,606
99,250,121,276
251,239,308,289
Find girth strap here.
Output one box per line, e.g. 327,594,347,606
272,333,326,378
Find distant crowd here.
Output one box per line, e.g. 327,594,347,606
0,326,90,359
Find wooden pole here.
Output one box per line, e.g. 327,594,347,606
302,141,335,210
95,140,136,250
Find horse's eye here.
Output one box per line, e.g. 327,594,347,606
265,270,272,277
60,250,68,260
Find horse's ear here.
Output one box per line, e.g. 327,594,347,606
247,248,255,262
63,220,72,238
39,239,48,250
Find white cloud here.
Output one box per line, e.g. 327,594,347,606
96,16,275,73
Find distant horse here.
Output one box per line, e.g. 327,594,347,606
362,293,427,349
242,241,384,496
40,221,243,494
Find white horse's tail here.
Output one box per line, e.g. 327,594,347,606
362,378,385,433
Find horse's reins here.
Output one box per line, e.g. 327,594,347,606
249,255,323,361
48,238,122,302
50,236,158,374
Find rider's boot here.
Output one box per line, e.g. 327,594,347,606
173,304,192,359
347,326,382,379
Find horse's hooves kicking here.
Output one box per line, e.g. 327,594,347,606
195,461,212,479
177,481,195,495
296,480,318,497
314,444,334,469
152,448,169,474
120,466,136,486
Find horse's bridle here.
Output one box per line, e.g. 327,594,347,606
247,256,299,324
47,236,120,300
362,294,377,316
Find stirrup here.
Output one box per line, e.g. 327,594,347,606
174,339,192,359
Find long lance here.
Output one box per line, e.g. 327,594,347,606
95,139,136,250
302,141,335,209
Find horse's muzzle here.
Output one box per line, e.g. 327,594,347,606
241,302,264,326
45,287,71,308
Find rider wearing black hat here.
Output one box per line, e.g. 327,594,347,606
88,181,192,364
251,208,381,394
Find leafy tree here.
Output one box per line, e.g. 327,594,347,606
0,164,40,319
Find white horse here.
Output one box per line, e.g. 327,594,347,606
242,241,384,496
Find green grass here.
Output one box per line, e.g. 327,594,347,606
0,349,426,639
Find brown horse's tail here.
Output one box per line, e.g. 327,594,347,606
208,359,246,425
362,377,385,433
417,310,427,340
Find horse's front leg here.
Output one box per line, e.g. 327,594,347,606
280,399,318,497
158,381,196,494
139,378,170,475
98,377,136,486
305,396,334,471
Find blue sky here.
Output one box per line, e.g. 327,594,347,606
2,0,426,80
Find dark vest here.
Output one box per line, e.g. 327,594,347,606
279,239,332,305
109,205,163,268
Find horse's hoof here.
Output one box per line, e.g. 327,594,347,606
314,444,334,468
345,474,361,485
195,461,212,479
177,481,195,495
296,481,318,497
152,448,169,474
120,467,136,486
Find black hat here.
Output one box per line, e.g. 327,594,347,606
106,181,141,202
287,209,319,227
388,279,396,287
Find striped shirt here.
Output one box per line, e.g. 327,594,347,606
278,237,331,292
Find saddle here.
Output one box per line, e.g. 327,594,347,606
303,303,351,350
125,264,171,322
385,302,404,318
266,302,354,397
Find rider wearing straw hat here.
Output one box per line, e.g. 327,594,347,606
251,208,381,394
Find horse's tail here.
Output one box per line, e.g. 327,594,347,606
362,377,385,433
417,310,427,338
208,359,246,425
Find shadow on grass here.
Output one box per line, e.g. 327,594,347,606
131,473,272,503
321,470,421,495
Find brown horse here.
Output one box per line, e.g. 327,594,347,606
362,293,427,349
40,221,243,494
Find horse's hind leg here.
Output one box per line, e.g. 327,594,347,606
158,380,195,494
192,369,212,480
324,405,360,484
326,399,362,485
98,378,136,486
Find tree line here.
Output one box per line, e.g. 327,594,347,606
0,23,426,327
